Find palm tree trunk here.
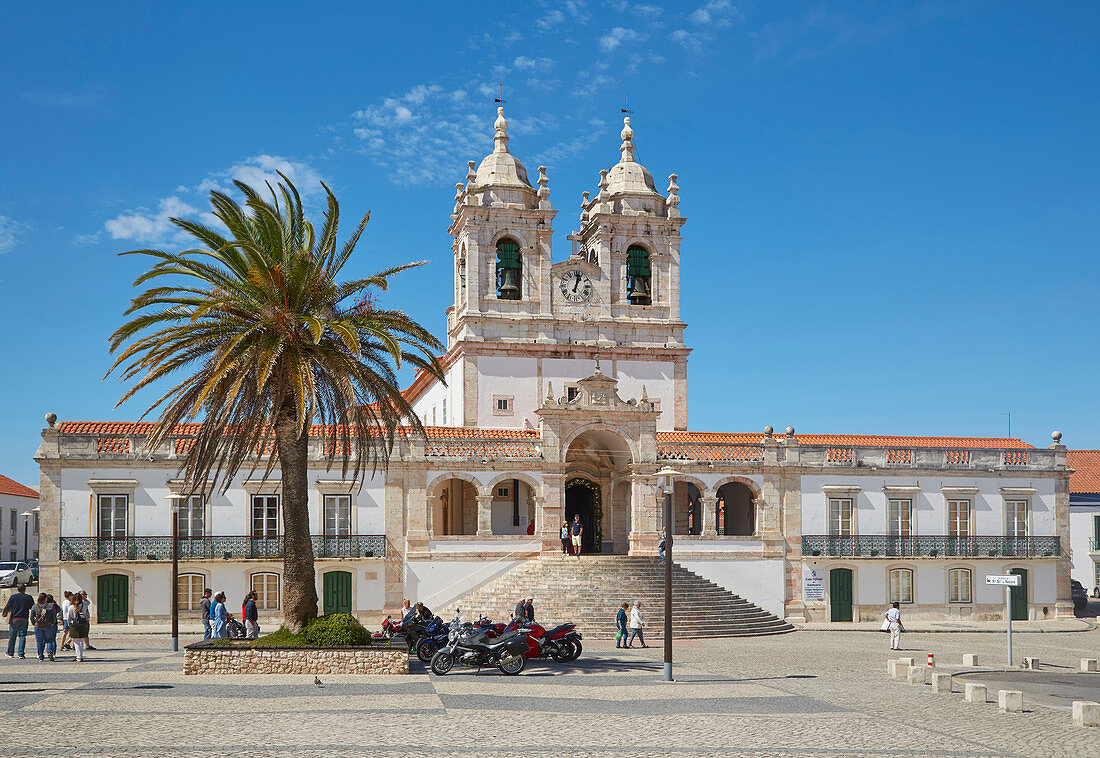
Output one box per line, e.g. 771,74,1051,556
274,400,318,631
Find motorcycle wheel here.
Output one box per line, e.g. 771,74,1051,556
565,639,582,661
430,651,454,676
498,654,526,676
550,643,572,663
416,637,439,664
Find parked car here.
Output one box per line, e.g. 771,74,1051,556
1070,579,1088,610
0,562,34,587
27,559,39,583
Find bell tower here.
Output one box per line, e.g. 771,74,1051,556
447,106,556,349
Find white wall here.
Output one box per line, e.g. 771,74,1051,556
404,558,528,611
60,466,387,537
476,355,539,430
679,558,786,617
411,362,462,427
614,359,676,432
0,491,39,562
800,474,1057,536
1070,504,1100,589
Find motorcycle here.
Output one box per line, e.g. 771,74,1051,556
413,615,455,663
533,622,583,662
430,618,530,676
372,615,400,641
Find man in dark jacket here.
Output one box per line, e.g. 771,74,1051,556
243,592,259,639
3,584,34,659
524,598,534,622
199,588,212,640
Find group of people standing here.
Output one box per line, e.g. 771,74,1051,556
198,588,260,640
559,514,584,556
512,597,535,623
3,585,94,661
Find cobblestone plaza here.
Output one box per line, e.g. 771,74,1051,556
2,627,1098,758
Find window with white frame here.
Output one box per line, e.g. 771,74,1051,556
888,568,914,604
493,395,514,416
948,568,972,603
1005,500,1028,538
251,572,280,610
9,508,16,536
947,500,971,537
828,498,853,536
177,573,206,611
33,513,39,534
323,495,351,536
496,486,509,498
251,495,279,537
177,494,205,537
97,495,128,538
565,385,580,402
888,499,912,537
442,398,447,425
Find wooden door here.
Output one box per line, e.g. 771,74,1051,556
322,571,352,615
97,573,129,623
829,568,853,622
1009,568,1028,621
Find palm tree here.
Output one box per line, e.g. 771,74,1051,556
107,175,443,630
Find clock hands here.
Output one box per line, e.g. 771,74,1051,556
573,270,582,292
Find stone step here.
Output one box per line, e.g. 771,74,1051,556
441,556,795,639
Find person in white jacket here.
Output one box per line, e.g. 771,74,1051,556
627,601,647,648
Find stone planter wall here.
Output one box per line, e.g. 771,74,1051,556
183,644,408,675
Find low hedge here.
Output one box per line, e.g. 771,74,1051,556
208,613,377,648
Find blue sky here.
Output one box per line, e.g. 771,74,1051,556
1,1,1098,487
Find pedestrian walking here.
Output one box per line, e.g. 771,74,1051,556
64,593,89,661
211,591,228,639
79,591,96,650
571,514,583,557
884,602,904,650
31,593,60,661
658,528,667,563
560,521,570,555
627,601,647,648
59,591,74,651
199,588,212,640
615,602,628,648
524,597,534,622
3,583,34,659
244,591,259,639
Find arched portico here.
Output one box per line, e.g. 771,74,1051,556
426,473,481,536
561,429,634,554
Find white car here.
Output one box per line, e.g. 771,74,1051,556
0,562,34,587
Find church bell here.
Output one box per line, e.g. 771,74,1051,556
498,267,520,299
627,274,651,305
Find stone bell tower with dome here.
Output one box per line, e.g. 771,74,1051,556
409,109,690,433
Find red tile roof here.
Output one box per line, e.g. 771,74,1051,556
656,432,1033,449
0,474,38,499
1068,450,1100,494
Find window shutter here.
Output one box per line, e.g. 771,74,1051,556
626,246,650,276
496,240,520,269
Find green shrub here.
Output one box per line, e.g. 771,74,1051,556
301,613,372,647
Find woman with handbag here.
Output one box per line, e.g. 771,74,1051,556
65,593,90,661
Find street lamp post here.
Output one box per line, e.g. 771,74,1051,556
167,494,185,652
656,466,681,683
21,511,32,564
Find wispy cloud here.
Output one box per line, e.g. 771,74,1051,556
513,56,556,71
537,9,566,30
688,0,742,28
0,216,31,254
20,86,107,112
599,26,642,52
101,155,325,245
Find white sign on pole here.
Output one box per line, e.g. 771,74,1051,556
985,575,1022,586
803,567,825,601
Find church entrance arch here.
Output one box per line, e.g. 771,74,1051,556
565,478,602,554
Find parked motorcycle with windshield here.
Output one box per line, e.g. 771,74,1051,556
429,614,530,676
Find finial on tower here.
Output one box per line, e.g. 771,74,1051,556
620,116,635,163
594,353,602,374
493,106,509,153
466,160,477,186
545,382,554,403
537,165,550,208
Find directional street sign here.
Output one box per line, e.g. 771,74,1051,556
986,574,1022,586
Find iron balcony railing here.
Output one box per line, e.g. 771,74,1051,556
59,535,386,562
801,535,1061,559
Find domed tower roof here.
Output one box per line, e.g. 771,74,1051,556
473,107,534,191
604,117,662,197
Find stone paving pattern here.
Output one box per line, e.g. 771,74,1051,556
1,626,1098,757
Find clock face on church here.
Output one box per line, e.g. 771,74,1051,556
559,268,593,303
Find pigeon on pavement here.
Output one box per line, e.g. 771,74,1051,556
314,676,324,687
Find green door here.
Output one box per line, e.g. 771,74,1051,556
323,571,352,615
829,568,853,622
97,573,128,623
1009,568,1028,621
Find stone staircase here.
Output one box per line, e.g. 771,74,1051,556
440,555,795,639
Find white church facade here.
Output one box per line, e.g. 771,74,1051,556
34,109,1075,628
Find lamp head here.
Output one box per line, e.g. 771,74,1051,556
655,466,682,495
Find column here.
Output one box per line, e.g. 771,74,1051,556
628,467,660,556
476,495,493,537
383,472,407,615
701,494,718,538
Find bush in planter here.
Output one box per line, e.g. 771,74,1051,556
302,613,372,647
